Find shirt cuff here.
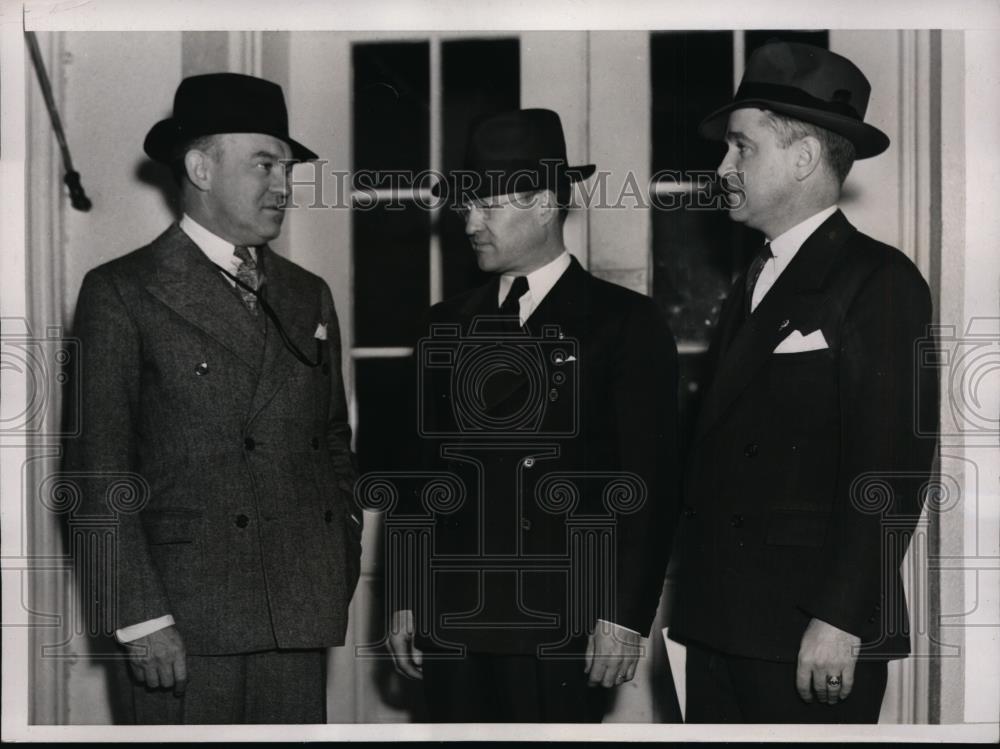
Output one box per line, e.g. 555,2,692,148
115,615,175,643
597,618,641,637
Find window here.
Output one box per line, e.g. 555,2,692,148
351,36,520,473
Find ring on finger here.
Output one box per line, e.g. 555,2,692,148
826,675,842,688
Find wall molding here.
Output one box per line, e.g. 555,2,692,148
899,29,935,281
886,28,936,725
229,31,264,77
25,29,70,726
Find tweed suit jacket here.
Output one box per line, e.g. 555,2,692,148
406,257,680,655
66,224,362,655
670,211,939,662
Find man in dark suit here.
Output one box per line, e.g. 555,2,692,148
66,73,362,724
669,43,938,723
384,109,679,722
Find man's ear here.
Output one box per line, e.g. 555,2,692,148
794,135,823,181
183,148,214,192
536,188,559,226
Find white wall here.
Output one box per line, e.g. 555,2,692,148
44,31,184,725
938,28,1000,727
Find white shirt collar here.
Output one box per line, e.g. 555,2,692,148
767,204,839,262
749,205,839,312
497,251,573,322
179,213,255,275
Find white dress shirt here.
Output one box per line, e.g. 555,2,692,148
179,213,256,284
496,250,573,325
750,204,839,312
116,216,254,644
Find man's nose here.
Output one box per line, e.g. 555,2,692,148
271,163,291,197
716,154,733,180
465,207,484,234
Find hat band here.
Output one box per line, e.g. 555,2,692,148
735,81,862,121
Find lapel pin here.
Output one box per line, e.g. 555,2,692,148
778,319,790,331
195,361,209,375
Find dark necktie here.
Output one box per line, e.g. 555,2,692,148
498,275,529,322
745,242,774,314
234,245,261,315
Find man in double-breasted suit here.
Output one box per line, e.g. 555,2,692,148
66,73,362,724
669,43,938,723
385,109,680,722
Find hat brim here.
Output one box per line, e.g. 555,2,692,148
699,100,890,160
143,118,319,164
430,163,596,199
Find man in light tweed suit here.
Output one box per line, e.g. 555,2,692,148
66,73,362,724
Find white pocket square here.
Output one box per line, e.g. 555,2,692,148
314,323,328,341
773,329,828,354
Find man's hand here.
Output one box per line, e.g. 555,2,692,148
796,617,861,704
123,625,187,695
387,609,423,680
584,620,642,688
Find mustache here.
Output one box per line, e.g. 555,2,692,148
712,172,745,196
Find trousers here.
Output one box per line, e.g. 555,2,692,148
684,640,888,724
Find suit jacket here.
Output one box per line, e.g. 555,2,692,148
670,211,938,662
402,257,679,655
66,224,362,655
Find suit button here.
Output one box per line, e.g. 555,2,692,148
521,518,532,531
324,510,333,523
744,443,758,457
244,437,256,451
235,514,250,528
683,505,696,518
311,437,320,450
731,514,744,528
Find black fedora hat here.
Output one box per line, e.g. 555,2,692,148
700,42,890,159
434,108,595,201
144,72,318,164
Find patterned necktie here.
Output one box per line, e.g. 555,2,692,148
233,245,261,316
498,276,529,324
745,241,774,314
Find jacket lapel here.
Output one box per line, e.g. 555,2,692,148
521,256,590,333
694,211,855,442
247,248,319,420
466,257,588,414
143,224,263,372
